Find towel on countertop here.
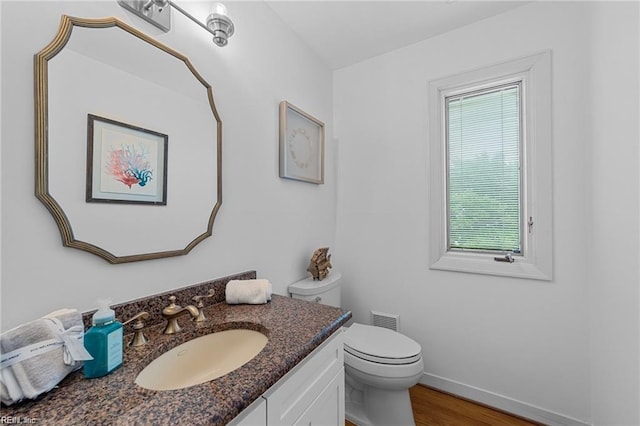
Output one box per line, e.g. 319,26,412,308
226,279,272,305
1,308,93,406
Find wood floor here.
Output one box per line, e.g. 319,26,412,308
346,385,542,426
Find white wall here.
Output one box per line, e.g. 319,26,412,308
334,2,638,425
0,1,336,329
588,2,640,425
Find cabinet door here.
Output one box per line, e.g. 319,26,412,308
294,368,345,426
265,330,344,425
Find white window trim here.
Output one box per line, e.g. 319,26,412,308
428,51,553,281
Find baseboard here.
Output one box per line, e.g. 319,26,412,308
420,373,591,426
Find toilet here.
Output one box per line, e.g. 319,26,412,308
289,271,424,426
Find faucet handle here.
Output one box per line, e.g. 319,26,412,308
192,290,215,322
192,289,215,305
123,311,150,347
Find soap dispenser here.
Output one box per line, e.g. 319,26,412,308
83,299,123,378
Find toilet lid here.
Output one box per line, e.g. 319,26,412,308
343,323,422,365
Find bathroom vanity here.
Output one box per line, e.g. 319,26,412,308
1,272,351,425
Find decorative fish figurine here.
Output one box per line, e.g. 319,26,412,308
307,247,332,280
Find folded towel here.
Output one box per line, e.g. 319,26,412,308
226,279,272,305
1,308,93,405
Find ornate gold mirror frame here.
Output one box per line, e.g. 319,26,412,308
35,15,222,263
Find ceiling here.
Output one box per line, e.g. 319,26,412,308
264,1,530,70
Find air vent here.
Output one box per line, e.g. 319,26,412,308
370,311,400,332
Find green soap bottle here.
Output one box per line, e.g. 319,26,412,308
83,299,123,378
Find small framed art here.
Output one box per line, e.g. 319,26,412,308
86,114,168,205
279,101,325,184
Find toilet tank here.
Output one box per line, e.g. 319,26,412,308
288,271,342,307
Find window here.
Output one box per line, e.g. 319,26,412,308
447,82,522,254
428,51,552,280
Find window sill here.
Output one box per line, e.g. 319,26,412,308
430,251,551,281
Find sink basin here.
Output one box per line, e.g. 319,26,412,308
135,329,268,391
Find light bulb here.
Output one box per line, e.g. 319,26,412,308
211,3,228,16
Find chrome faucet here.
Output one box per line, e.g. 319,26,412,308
162,295,199,334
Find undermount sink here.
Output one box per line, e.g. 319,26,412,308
135,329,268,391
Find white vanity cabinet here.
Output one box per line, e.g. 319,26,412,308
231,329,344,426
290,368,344,426
264,329,345,425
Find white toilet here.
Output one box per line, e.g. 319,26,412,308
289,271,424,426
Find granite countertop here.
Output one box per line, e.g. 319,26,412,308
1,273,351,425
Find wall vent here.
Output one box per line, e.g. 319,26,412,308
370,311,400,332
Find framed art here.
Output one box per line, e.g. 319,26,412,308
279,101,325,184
86,114,168,205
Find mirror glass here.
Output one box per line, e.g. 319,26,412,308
36,17,222,263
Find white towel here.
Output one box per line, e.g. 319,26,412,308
0,308,93,405
225,279,272,305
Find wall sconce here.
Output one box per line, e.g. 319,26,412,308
118,0,235,47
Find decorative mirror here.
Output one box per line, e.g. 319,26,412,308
35,15,222,263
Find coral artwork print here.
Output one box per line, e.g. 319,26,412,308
87,114,167,205
106,143,154,189
99,127,159,197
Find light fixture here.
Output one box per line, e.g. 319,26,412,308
118,0,235,47
206,3,234,47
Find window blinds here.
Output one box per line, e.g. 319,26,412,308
446,83,522,253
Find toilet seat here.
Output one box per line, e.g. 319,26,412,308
343,323,422,365
343,323,424,383
345,345,422,365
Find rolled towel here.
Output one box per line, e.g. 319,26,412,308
226,279,272,305
1,308,93,405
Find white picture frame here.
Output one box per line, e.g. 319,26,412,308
279,101,325,184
